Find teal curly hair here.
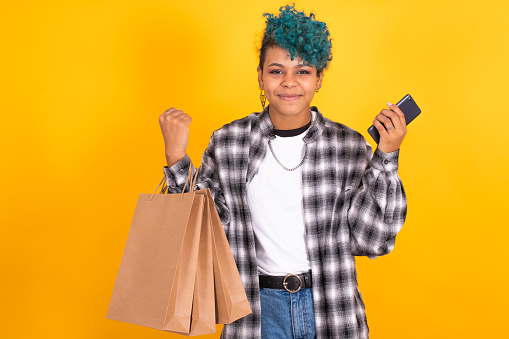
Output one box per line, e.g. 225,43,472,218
259,4,332,75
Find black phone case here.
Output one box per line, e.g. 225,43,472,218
368,94,421,144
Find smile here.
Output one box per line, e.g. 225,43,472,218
278,95,302,101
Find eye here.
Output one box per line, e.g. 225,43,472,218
269,69,283,74
297,69,311,74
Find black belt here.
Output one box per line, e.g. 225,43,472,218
259,272,312,293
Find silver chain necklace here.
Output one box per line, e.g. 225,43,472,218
268,139,307,171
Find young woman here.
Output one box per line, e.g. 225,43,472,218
159,5,407,339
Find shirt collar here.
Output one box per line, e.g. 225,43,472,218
258,106,274,138
303,106,324,144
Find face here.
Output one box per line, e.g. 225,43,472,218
258,46,323,122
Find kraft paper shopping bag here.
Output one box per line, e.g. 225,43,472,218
175,191,216,336
107,166,251,336
205,189,252,324
107,170,202,333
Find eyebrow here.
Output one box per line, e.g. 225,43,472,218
267,62,310,68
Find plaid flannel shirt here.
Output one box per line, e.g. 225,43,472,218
163,106,407,339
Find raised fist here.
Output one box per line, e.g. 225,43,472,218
159,107,192,167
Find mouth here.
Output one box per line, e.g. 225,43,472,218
277,94,302,101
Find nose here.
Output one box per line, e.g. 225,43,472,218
281,72,297,88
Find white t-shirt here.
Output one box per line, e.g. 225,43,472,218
246,125,311,276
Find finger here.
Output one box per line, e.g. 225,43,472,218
386,102,407,128
168,112,190,127
182,115,192,126
375,111,395,131
177,112,190,121
166,110,186,120
159,108,178,125
380,109,401,132
165,108,185,119
160,110,186,127
385,106,407,135
373,119,389,139
172,112,192,124
169,112,192,128
381,105,406,131
160,109,181,123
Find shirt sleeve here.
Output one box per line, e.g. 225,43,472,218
347,143,407,259
163,134,231,230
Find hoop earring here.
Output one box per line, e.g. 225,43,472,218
260,90,267,109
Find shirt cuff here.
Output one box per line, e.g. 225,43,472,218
370,147,400,172
163,155,192,189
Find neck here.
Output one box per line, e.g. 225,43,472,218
268,106,312,130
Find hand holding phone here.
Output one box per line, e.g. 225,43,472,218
368,94,421,144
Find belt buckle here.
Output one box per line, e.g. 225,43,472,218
283,274,302,293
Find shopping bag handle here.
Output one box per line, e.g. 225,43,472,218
149,164,198,201
182,164,199,194
149,176,167,201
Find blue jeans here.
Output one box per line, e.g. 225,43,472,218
260,288,316,339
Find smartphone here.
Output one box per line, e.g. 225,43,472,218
367,94,421,144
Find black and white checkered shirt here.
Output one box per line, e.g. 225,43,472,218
163,106,407,339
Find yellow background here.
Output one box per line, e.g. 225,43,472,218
1,0,508,338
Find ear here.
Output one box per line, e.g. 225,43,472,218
316,72,324,90
257,66,263,89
